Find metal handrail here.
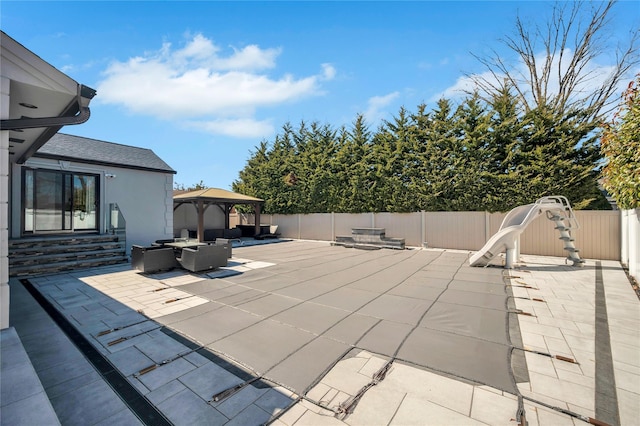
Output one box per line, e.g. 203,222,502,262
537,196,580,230
107,203,127,242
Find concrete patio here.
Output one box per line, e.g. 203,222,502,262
2,240,639,425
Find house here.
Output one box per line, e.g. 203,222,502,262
17,133,176,248
1,31,174,329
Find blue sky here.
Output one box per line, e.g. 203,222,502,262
2,1,638,190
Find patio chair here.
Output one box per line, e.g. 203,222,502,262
177,244,228,272
131,245,179,273
255,225,280,240
214,238,233,258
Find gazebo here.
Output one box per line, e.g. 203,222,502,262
173,188,264,242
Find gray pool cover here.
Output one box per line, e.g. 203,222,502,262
154,241,527,396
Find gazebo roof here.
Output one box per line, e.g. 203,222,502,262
173,188,263,204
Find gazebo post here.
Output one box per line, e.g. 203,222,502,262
197,199,205,242
254,202,261,237
224,203,231,230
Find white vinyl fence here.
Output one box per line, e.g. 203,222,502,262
238,210,622,261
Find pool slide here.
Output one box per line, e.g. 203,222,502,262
470,196,580,268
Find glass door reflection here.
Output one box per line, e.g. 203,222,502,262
23,169,99,234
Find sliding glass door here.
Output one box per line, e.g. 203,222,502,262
72,174,98,231
23,169,99,234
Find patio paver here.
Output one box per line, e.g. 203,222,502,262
4,240,638,425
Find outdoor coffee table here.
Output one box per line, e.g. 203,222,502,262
162,240,208,256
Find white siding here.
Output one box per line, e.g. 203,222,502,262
103,166,173,251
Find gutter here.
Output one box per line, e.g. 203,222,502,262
1,84,97,164
0,85,96,130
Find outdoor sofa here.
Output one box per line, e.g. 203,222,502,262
131,245,179,273
177,244,228,273
181,228,243,241
255,225,280,240
203,228,243,241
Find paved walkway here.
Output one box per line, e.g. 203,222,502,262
3,240,639,425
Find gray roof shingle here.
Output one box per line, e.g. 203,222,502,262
34,133,175,174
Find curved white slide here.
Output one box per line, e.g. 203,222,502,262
470,197,572,268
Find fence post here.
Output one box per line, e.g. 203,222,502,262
371,212,375,228
621,210,629,267
298,214,301,240
628,208,639,282
421,211,426,247
485,211,491,243
331,212,335,242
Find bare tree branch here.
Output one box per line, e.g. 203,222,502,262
467,0,639,122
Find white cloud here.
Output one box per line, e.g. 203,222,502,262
429,73,483,103
96,33,334,138
215,44,281,71
364,92,400,124
321,63,336,80
186,118,275,138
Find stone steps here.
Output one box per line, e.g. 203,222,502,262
8,234,128,277
332,228,405,250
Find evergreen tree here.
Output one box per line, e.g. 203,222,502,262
516,105,608,209
448,93,492,211
233,140,271,210
234,92,610,213
601,76,640,209
405,104,435,211
370,108,416,212
484,85,526,211
268,124,301,213
333,115,375,212
297,121,339,213
419,99,460,211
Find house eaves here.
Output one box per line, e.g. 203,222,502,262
0,31,97,164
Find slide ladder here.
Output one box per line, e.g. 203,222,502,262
470,195,585,268
543,196,585,266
